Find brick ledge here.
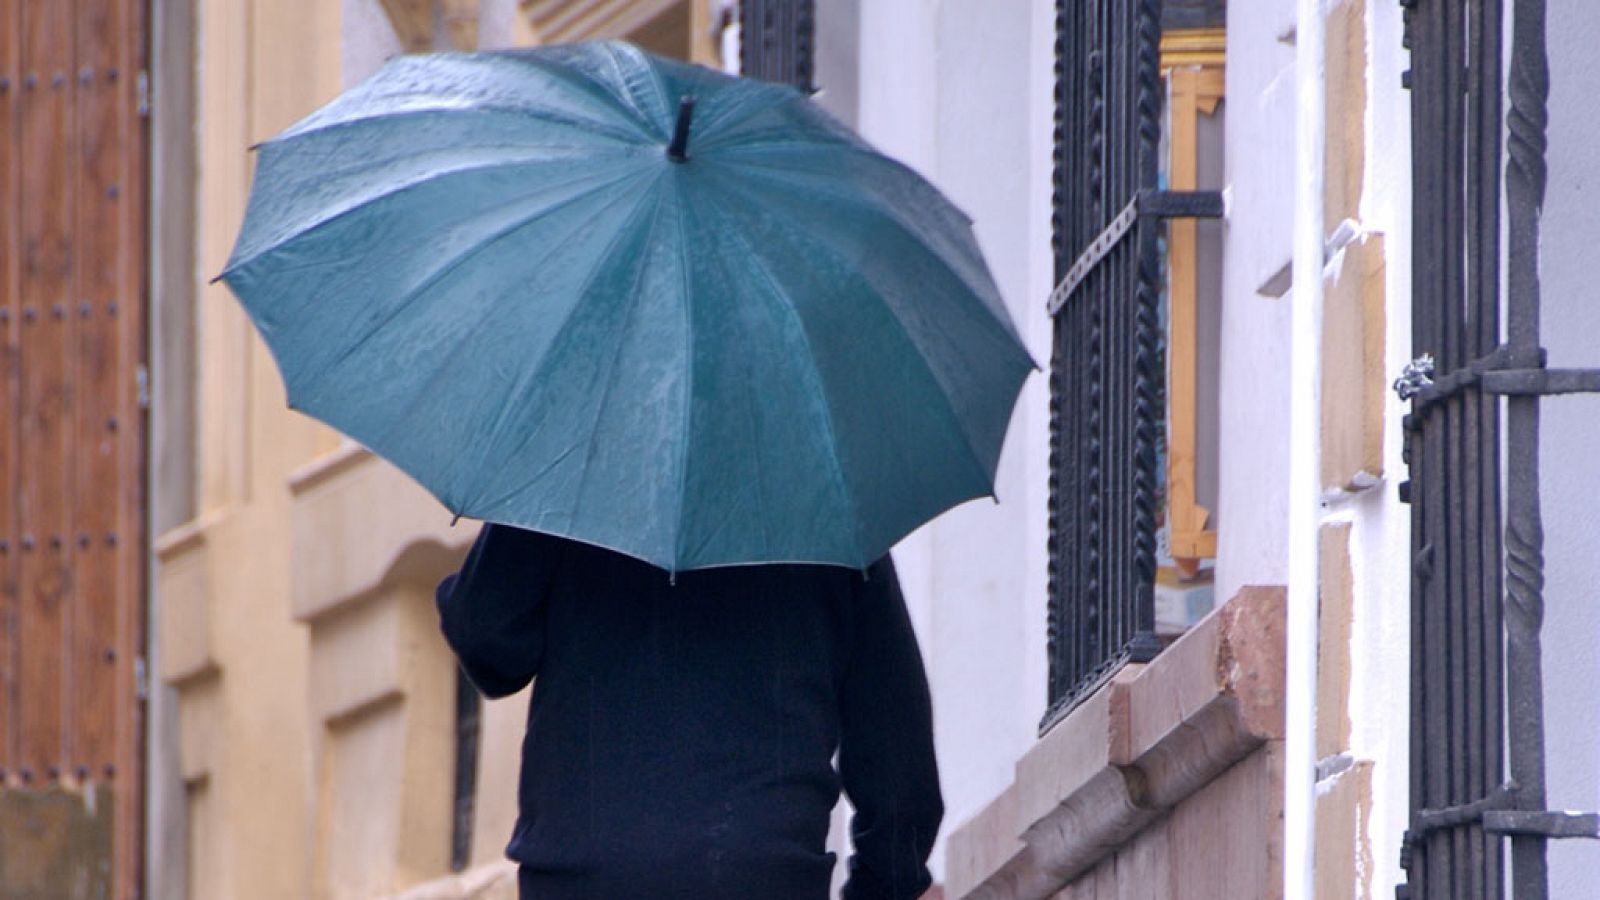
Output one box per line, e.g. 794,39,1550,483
945,586,1286,899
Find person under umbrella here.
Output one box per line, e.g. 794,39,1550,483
438,524,940,899
219,42,1032,900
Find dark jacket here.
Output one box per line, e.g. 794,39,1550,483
435,524,943,900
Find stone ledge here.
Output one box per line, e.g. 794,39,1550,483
383,860,518,900
288,440,473,622
945,586,1286,900
154,510,231,686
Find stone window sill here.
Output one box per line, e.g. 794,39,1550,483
945,586,1286,898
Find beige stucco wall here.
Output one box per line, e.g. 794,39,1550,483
155,3,725,897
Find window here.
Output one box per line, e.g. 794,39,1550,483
1398,0,1600,896
1043,0,1225,730
450,667,481,871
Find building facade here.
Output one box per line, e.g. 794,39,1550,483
3,0,1598,897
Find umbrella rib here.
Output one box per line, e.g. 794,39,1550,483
226,149,634,277
669,181,699,569
563,195,667,546
759,202,1003,494
297,168,654,406
355,179,655,478
268,105,648,152
711,207,869,569
452,180,666,514
702,179,1004,499
720,150,1025,349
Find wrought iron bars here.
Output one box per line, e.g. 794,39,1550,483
738,0,815,92
1399,0,1600,895
1044,0,1222,731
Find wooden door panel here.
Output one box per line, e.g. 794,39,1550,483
0,0,21,780
15,0,75,783
1,0,147,896
69,0,124,778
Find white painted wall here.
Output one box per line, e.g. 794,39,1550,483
830,0,1057,880
1538,3,1600,894
1333,0,1415,893
1216,1,1296,606
341,0,403,88
821,0,1595,894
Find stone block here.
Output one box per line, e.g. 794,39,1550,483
1317,524,1355,760
946,588,1287,899
1325,0,1367,234
1314,760,1375,900
289,441,471,622
1166,746,1285,900
1321,234,1387,493
154,513,226,685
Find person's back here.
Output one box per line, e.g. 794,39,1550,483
436,525,943,899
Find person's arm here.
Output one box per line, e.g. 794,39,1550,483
435,523,561,698
839,556,943,900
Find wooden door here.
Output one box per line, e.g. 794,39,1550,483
0,0,148,896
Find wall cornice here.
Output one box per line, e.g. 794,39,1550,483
946,586,1287,899
288,441,474,622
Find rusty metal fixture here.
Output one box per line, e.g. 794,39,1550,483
1399,0,1599,895
739,0,815,93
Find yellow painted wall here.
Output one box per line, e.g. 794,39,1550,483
156,2,720,898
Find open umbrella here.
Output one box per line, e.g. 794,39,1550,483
221,41,1033,572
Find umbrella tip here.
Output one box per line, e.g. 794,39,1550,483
450,514,462,526
666,95,696,163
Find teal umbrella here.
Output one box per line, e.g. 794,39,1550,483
221,41,1033,572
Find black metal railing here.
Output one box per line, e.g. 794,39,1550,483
450,668,481,871
1044,0,1222,731
1399,0,1600,895
739,0,814,93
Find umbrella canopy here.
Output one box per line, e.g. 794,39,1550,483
221,41,1033,572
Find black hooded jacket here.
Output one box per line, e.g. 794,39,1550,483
435,524,942,899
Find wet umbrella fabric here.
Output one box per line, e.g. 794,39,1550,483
220,41,1033,572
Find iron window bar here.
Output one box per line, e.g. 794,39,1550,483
1047,189,1225,316
738,0,815,93
1044,0,1225,734
1398,0,1599,895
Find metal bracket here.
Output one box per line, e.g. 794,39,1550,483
1483,811,1600,839
1047,189,1225,316
1480,367,1600,397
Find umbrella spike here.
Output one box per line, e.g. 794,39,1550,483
666,95,696,163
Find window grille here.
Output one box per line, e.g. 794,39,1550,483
1398,0,1600,895
1044,0,1223,730
450,668,481,871
739,0,814,92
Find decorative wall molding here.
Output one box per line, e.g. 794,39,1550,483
287,441,473,622
946,586,1286,899
380,0,483,51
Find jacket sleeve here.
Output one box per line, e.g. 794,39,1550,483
838,555,944,900
435,523,561,698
